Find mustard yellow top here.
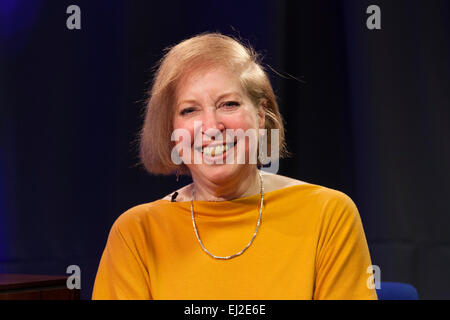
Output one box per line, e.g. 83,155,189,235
92,184,378,300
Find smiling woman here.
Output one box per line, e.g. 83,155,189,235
139,33,288,178
91,33,378,300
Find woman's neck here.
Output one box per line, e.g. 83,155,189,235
190,167,261,201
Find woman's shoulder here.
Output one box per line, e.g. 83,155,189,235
112,199,177,231
263,173,357,209
260,171,309,193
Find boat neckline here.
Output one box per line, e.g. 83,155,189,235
159,183,317,205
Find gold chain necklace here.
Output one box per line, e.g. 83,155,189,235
190,170,264,260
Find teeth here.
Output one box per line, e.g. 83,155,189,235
201,143,234,156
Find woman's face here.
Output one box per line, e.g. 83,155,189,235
172,66,265,184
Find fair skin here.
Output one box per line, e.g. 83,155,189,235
163,66,307,202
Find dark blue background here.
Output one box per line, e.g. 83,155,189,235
1,0,449,299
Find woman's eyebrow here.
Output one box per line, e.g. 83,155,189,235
177,99,197,108
215,91,241,102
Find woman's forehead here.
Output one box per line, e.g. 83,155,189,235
175,66,244,100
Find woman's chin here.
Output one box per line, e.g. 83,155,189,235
191,163,241,183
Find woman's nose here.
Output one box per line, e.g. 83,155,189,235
201,109,225,135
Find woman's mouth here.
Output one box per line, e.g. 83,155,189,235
195,141,237,158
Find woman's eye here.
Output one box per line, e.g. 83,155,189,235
221,101,240,108
180,107,196,116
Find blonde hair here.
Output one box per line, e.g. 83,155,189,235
139,32,288,175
